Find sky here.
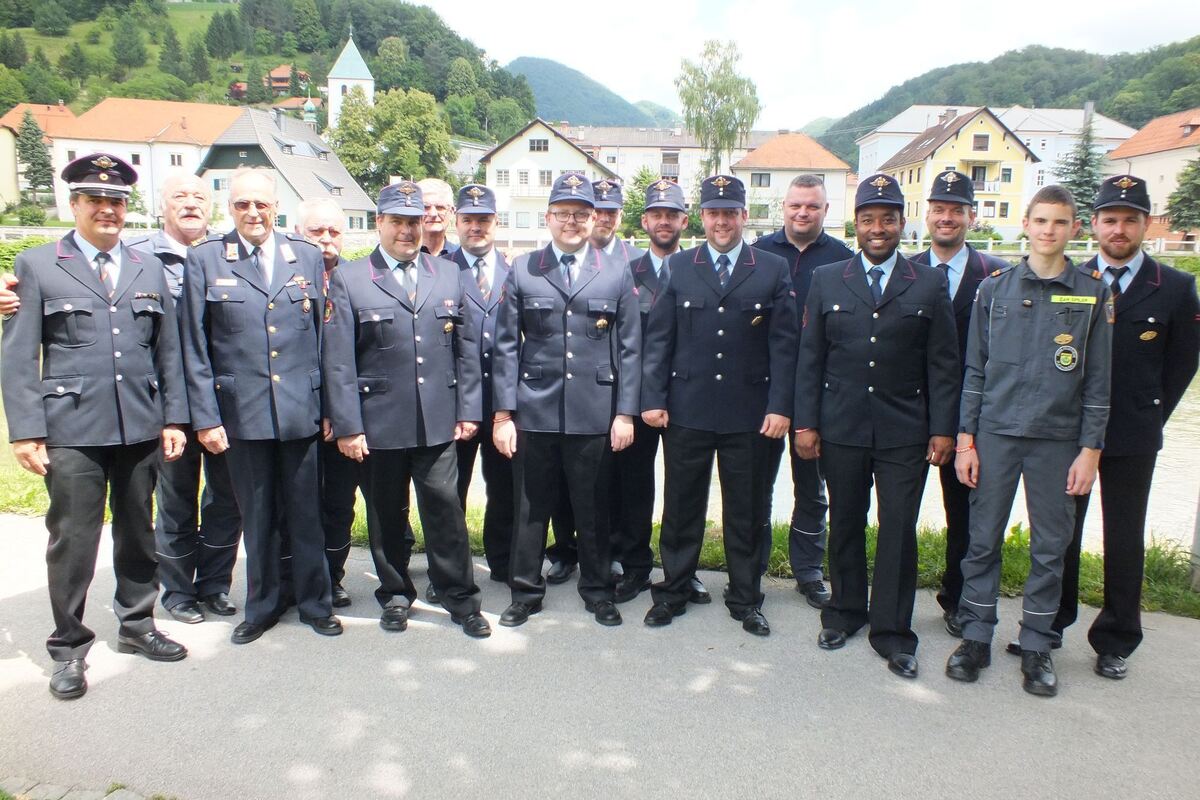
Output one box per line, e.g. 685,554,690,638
418,0,1200,130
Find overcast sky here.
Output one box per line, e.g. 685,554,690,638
417,0,1200,130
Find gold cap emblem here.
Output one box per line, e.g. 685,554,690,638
942,172,959,185
652,180,671,191
1140,330,1158,341
1114,176,1137,190
465,186,484,206
711,176,731,196
92,155,116,170
871,176,890,188
563,174,584,193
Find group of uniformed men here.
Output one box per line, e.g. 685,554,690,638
1,150,1196,702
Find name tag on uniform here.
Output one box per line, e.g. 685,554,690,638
215,278,238,286
1051,295,1096,305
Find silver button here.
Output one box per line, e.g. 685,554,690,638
566,310,573,316
116,374,123,382
112,328,120,335
868,386,874,392
363,386,371,393
483,372,489,378
717,330,724,336
869,361,875,367
566,372,573,379
63,303,73,311
110,306,117,313
415,335,422,342
1148,317,1156,323
832,304,840,311
567,331,573,337
372,314,381,321
715,374,723,380
917,309,923,315
671,371,677,377
56,385,65,394
483,352,490,358
567,352,574,359
716,353,723,359
824,382,829,388
532,302,539,307
683,301,691,308
523,372,529,379
1153,398,1161,405
114,351,122,358
872,312,879,319
413,313,419,320
870,336,877,343
417,377,425,385
755,303,762,310
416,357,424,365
483,332,491,339
718,306,725,313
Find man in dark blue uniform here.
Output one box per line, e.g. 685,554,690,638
909,170,1009,636
323,181,489,638
2,153,190,699
1037,175,1199,679
753,174,851,608
795,173,959,679
492,173,641,627
181,167,339,644
450,184,514,585
642,174,798,636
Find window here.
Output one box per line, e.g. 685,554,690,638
517,170,529,186
341,85,347,96
131,154,141,165
750,173,770,188
213,178,229,191
749,203,770,219
972,134,989,151
971,166,986,183
529,138,548,152
538,170,552,187
238,151,248,159
67,150,76,161
916,167,921,182
1036,169,1045,187
318,152,328,161
281,146,293,155
1001,167,1013,183
907,169,914,184
982,201,996,218
999,202,1010,218
496,170,510,186
516,211,531,228
276,213,287,228
536,214,547,229
1040,139,1047,150
330,187,341,196
348,216,363,230
606,155,616,164
497,212,510,227
170,154,183,167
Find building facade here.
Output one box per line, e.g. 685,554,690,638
325,35,374,133
729,132,850,239
0,103,77,208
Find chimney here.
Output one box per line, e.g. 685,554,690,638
778,129,789,135
181,116,187,130
938,109,957,125
273,107,285,130
58,99,64,108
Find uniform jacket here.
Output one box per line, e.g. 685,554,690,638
642,244,798,434
752,229,853,326
960,258,1112,449
453,247,510,419
181,230,324,441
911,244,1010,369
2,232,188,446
126,230,202,307
1080,255,1199,456
493,244,640,435
795,252,960,448
322,248,481,449
630,251,670,325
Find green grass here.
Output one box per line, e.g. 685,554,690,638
13,3,224,65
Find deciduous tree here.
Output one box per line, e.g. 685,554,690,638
675,40,761,177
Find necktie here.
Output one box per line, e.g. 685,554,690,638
251,246,265,283
659,257,671,284
869,266,884,305
716,253,731,288
937,262,953,299
1107,266,1129,302
475,257,490,300
561,253,576,287
399,261,416,302
93,252,116,298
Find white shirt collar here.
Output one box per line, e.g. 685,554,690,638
706,241,743,269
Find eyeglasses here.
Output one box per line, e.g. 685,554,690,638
233,200,273,212
550,211,593,223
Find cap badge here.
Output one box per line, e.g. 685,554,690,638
871,176,890,188
92,156,116,170
466,186,484,206
1114,177,1137,190
652,180,671,191
397,182,417,207
98,173,109,181
712,176,731,196
942,172,959,186
563,174,584,194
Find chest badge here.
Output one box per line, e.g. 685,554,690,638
1140,330,1158,341
443,320,455,333
323,298,334,323
751,315,764,326
596,318,609,330
1054,345,1079,372
302,298,312,313
225,243,239,262
1054,333,1073,345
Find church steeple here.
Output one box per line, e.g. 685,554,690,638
324,31,374,132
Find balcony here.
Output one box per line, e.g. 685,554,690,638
508,185,552,198
660,163,680,177
973,180,1002,193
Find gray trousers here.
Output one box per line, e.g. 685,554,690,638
958,431,1078,651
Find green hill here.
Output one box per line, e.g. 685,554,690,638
635,100,681,127
819,38,1200,164
507,57,653,126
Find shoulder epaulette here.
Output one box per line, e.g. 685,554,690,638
1091,269,1102,280
200,233,224,245
284,231,309,243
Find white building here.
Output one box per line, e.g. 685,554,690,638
729,132,851,239
325,33,374,133
1105,106,1200,237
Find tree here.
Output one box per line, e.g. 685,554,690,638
2,32,29,69
57,42,90,85
1167,155,1200,233
111,13,148,69
111,73,190,101
31,47,51,71
372,88,456,184
293,0,322,53
675,41,761,177
484,97,524,142
374,36,409,91
288,64,302,97
619,166,660,237
244,60,271,104
445,56,478,97
158,25,186,81
18,62,75,104
444,93,482,139
205,10,237,60
16,110,53,201
0,65,28,116
280,32,298,59
251,28,274,57
33,0,72,36
96,4,118,31
328,85,379,190
1054,119,1104,230
186,32,210,83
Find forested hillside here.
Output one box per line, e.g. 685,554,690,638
507,57,655,126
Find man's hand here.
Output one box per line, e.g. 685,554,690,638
1066,447,1102,496
455,421,478,441
12,439,48,476
161,425,187,461
0,272,18,316
760,414,790,439
494,417,517,458
927,435,954,466
641,409,668,428
611,414,634,452
794,429,821,460
338,433,369,462
321,418,334,442
955,434,978,488
197,426,229,454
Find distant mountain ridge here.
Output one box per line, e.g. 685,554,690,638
506,57,655,126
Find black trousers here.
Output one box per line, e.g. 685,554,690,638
651,425,768,617
155,431,241,610
319,439,358,585
510,431,613,605
1056,453,1156,657
759,435,830,582
544,470,578,567
456,417,514,581
609,416,661,580
936,460,971,614
44,441,160,661
225,436,332,625
362,442,481,618
820,442,927,657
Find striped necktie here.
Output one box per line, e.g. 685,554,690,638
94,251,116,298
475,257,490,300
716,253,730,288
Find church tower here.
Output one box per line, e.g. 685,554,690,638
325,26,374,132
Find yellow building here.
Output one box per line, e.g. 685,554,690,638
879,107,1038,240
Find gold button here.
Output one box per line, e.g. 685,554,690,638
222,293,229,300
268,302,275,309
268,325,277,333
271,350,279,358
272,374,280,382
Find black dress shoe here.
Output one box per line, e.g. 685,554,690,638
614,573,651,604
302,615,343,636
739,610,770,637
887,652,919,679
1095,653,1128,680
546,561,577,585
689,576,711,605
117,631,188,662
644,602,685,627
167,601,205,625
499,600,542,627
943,610,963,638
1005,638,1062,656
818,628,848,650
380,606,408,632
425,584,441,606
489,571,508,583
49,659,87,700
200,593,237,616
231,619,275,645
945,640,991,682
585,599,623,626
796,580,831,609
452,612,492,638
1021,650,1058,697
331,583,352,608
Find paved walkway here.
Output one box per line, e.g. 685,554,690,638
1,513,1197,799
